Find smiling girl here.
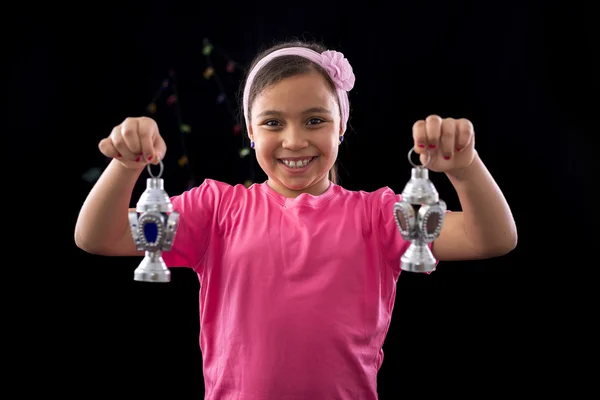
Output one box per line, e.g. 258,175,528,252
75,40,517,399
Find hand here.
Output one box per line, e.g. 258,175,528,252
412,115,476,173
98,117,167,170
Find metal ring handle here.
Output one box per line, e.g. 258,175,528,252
147,159,164,179
407,147,431,168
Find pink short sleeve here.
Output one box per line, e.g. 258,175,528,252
161,179,221,271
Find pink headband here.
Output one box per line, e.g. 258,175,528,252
242,47,356,134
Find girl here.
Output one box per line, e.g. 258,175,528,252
75,40,517,399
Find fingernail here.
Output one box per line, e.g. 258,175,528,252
116,152,122,157
428,144,436,149
135,156,141,162
147,155,153,161
417,144,426,148
443,155,451,160
456,147,461,152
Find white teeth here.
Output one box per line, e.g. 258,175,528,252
281,157,314,168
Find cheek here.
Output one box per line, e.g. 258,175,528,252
323,136,339,155
254,139,277,162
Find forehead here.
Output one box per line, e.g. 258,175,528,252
252,71,337,112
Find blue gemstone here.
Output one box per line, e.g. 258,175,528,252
143,221,159,243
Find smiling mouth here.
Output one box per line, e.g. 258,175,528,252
277,156,318,169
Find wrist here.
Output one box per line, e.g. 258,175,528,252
445,151,481,182
110,158,146,175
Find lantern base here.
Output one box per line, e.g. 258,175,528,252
134,252,171,283
400,242,437,273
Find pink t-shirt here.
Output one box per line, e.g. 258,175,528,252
162,179,423,399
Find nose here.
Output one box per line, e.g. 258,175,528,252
281,126,308,151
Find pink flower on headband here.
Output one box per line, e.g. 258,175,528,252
320,50,355,91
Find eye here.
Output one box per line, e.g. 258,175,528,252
308,118,325,125
263,120,281,127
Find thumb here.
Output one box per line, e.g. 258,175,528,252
152,136,167,165
98,137,119,159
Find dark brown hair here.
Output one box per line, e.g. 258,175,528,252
239,40,347,184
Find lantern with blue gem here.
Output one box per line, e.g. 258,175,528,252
393,148,447,273
128,160,180,282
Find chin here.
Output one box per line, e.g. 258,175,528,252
279,176,314,191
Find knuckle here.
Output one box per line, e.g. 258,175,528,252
109,125,121,138
426,114,442,124
413,119,425,128
139,116,156,125
139,117,158,131
445,117,457,125
121,126,136,137
459,118,474,131
110,133,124,146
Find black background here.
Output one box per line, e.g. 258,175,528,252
8,2,594,398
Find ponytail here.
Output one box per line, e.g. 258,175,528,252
328,164,338,184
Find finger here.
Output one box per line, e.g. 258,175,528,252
98,138,121,159
440,118,457,160
425,115,443,149
456,118,474,151
412,120,428,154
137,117,159,163
151,134,167,165
110,124,138,161
120,118,143,159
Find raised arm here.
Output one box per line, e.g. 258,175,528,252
75,159,145,256
74,117,166,256
412,115,517,262
433,154,517,261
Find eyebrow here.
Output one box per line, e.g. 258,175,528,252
255,107,332,118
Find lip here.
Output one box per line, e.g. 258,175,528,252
277,156,318,161
278,156,317,174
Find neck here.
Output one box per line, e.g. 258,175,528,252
267,177,331,198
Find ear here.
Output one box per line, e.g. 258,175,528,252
248,125,254,142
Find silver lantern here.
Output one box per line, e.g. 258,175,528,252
128,160,180,282
393,148,447,273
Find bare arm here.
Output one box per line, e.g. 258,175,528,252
74,159,144,256
432,153,518,261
